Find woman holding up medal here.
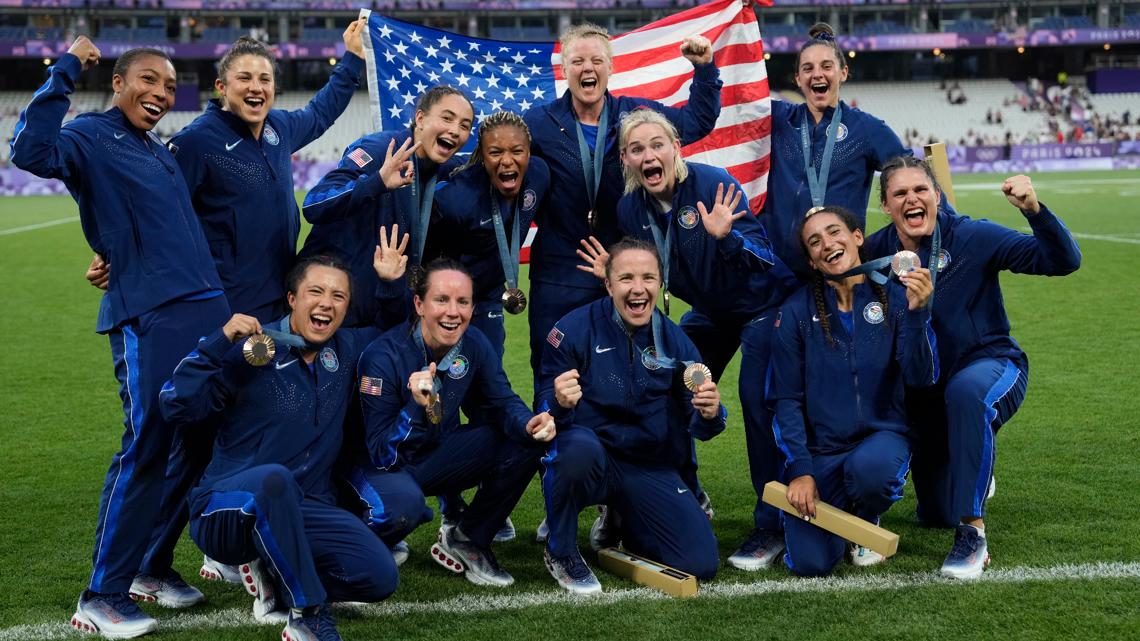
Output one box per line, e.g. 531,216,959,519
768,205,937,577
537,239,726,594
764,23,909,281
433,111,550,358
345,258,554,589
579,108,797,561
300,86,475,328
864,157,1081,579
158,243,412,641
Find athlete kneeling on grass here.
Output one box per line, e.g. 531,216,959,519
159,251,410,641
864,158,1081,579
346,258,554,588
768,205,938,577
537,239,726,594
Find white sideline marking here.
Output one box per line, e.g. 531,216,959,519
0,216,79,236
2,561,1138,640
1018,228,1140,245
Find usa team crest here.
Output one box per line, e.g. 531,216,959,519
263,125,280,146
320,347,339,372
447,355,470,379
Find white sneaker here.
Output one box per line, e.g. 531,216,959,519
848,543,885,567
544,547,602,595
70,591,158,639
535,518,550,544
239,559,287,624
199,555,242,584
390,541,410,567
493,517,517,543
727,529,785,571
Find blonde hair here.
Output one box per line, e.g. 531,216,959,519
618,109,689,194
560,22,612,63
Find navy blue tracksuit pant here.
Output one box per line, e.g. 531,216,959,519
89,295,229,594
190,464,398,608
783,430,910,577
682,309,780,532
910,357,1027,527
347,426,540,549
541,428,719,580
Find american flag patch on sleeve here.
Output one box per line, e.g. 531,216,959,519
348,147,373,168
360,376,383,396
546,327,564,349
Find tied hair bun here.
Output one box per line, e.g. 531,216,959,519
809,22,836,42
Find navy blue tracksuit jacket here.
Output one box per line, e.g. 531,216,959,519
170,53,362,318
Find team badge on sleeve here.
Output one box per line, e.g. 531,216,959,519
447,355,470,380
348,147,374,168
360,376,383,396
546,327,564,349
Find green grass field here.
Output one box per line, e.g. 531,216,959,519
2,170,1139,640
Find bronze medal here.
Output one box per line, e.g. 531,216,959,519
891,250,921,277
242,334,276,367
502,287,527,315
682,362,713,392
425,392,442,425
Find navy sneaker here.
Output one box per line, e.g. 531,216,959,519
283,605,342,641
544,547,602,595
129,572,205,608
941,524,990,579
70,590,158,639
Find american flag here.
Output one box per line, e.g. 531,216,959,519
359,375,383,396
359,0,772,247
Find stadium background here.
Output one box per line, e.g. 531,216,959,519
1,1,1139,640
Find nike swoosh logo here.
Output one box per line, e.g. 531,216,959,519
487,312,503,319
812,315,820,322
479,217,493,226
676,488,689,494
595,346,615,353
641,223,652,230
113,132,125,139
225,139,241,151
276,360,297,370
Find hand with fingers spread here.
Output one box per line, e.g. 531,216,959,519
342,17,366,58
408,362,438,408
575,236,609,280
787,474,819,520
680,34,713,65
527,411,557,442
690,380,721,420
68,36,101,71
85,254,110,290
222,314,264,343
373,223,410,282
1001,174,1040,214
378,138,421,190
697,182,747,240
899,267,933,311
554,369,582,409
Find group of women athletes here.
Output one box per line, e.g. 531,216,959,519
15,10,1081,641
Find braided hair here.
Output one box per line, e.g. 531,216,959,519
458,110,530,173
878,155,942,206
798,205,889,348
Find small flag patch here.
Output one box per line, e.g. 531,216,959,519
546,327,564,349
348,147,373,168
360,376,383,396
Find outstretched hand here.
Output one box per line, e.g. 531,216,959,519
575,236,609,280
697,182,747,240
373,223,410,282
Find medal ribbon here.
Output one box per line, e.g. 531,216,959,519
644,196,673,303
610,302,682,370
490,188,522,291
575,101,610,214
413,320,463,381
827,221,940,310
800,104,843,207
409,155,439,267
265,316,317,351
